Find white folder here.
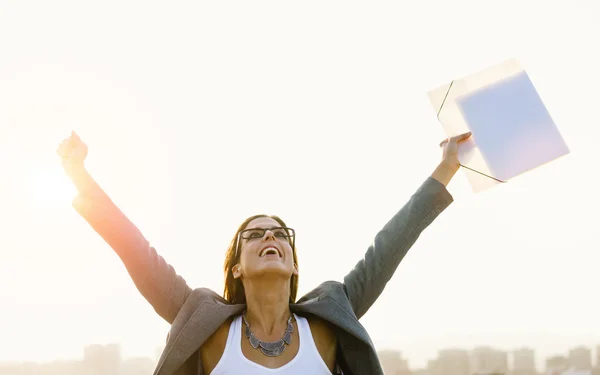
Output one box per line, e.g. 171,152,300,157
427,59,570,192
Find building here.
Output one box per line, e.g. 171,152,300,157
83,344,122,375
513,347,536,375
546,355,569,374
470,347,509,375
436,349,470,375
569,347,592,371
377,350,411,375
0,356,161,375
122,357,156,375
0,360,83,375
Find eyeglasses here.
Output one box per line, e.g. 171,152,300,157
236,227,295,256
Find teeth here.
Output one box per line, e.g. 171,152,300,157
260,247,279,257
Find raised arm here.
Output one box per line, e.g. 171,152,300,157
57,132,191,324
343,132,471,319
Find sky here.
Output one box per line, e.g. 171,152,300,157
0,0,599,370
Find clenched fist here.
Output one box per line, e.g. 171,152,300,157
57,131,88,176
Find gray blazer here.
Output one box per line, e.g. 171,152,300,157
73,176,453,375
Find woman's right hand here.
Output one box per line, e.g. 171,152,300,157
56,131,88,177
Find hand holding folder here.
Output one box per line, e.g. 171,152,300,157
428,59,570,192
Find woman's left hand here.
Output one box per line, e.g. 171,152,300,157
439,131,472,170
431,131,472,186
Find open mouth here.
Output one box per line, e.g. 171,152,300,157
260,246,281,257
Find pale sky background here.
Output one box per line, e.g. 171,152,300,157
1,0,599,371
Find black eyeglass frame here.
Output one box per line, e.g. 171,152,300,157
235,227,296,257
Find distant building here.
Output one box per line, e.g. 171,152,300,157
43,360,84,375
546,355,569,374
83,344,122,375
122,357,155,375
470,346,509,375
0,360,83,375
427,358,441,375
513,347,536,375
436,349,470,375
377,350,411,375
569,347,592,371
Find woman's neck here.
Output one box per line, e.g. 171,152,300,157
243,277,292,339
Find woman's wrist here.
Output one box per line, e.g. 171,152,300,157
431,159,460,187
65,164,93,193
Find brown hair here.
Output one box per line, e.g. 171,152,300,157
223,214,299,304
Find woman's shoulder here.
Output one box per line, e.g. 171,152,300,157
305,315,338,367
200,316,234,372
305,314,335,330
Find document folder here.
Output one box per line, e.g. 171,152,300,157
427,59,570,193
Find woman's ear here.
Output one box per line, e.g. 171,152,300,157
232,264,242,279
293,263,299,276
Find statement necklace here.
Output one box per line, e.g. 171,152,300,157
242,312,294,357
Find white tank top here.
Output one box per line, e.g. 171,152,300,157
210,313,332,374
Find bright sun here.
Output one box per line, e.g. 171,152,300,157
28,162,77,207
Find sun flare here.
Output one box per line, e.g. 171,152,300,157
28,162,77,207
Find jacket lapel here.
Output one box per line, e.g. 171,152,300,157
155,291,372,374
291,296,372,346
156,299,245,375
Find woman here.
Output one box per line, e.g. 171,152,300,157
57,130,471,375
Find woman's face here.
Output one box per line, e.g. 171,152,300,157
233,217,297,281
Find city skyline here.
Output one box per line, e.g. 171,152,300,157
3,340,598,371
2,341,598,375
